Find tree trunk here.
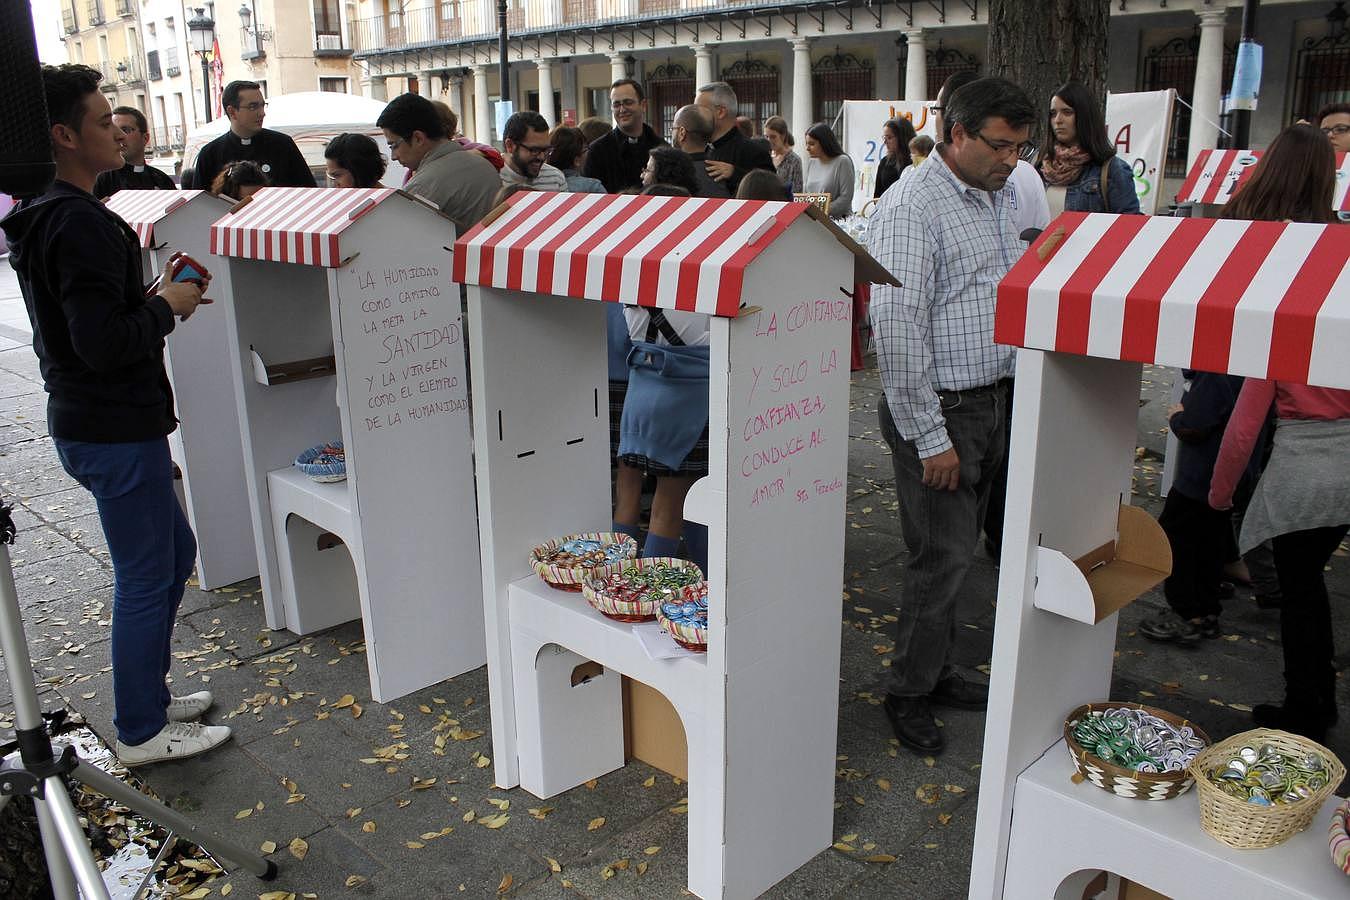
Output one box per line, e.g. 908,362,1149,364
986,0,1111,153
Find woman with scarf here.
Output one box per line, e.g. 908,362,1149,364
1038,81,1139,215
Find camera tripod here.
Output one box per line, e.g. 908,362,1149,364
0,502,276,899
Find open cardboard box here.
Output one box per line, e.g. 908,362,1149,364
1033,504,1172,625
624,677,688,781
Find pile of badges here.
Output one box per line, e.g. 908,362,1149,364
1206,744,1331,806
1070,707,1207,773
584,559,704,622
539,537,633,568
657,583,709,651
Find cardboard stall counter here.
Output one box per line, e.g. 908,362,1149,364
456,191,896,900
209,187,483,703
105,189,254,591
969,212,1350,900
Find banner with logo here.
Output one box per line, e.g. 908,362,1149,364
842,90,1173,215
1104,89,1175,215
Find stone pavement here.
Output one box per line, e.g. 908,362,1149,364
0,261,1346,899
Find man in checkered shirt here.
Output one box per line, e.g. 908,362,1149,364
867,77,1037,755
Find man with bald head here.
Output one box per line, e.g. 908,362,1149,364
671,105,730,198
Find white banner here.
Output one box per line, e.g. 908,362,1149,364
1104,89,1176,215
843,90,1174,215
842,101,938,214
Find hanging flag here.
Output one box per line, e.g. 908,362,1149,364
211,36,225,118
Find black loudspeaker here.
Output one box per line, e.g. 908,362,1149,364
0,3,56,198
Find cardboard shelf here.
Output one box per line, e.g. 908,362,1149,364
265,465,352,535
1033,504,1171,625
250,346,337,386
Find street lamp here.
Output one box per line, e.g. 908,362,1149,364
238,4,274,44
187,7,216,123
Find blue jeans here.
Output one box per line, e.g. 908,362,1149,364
879,387,1005,697
54,437,196,745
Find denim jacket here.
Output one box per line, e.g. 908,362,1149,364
1064,155,1141,214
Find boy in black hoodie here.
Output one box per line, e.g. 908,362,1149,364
1,65,229,766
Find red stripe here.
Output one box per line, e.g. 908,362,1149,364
1176,150,1210,203
249,227,258,259
566,196,647,299
1200,150,1238,205
279,228,290,264
600,196,679,301
310,232,322,266
1189,221,1284,374
1119,218,1217,363
713,202,804,315
532,195,603,294
504,194,582,290
210,229,219,256
328,233,340,267
1265,229,1349,383
636,200,727,303
994,212,1090,348
475,193,544,288
674,201,766,312
1053,214,1152,355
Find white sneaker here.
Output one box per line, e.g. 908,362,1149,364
116,721,232,767
166,690,214,722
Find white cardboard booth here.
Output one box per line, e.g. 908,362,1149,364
209,186,483,703
455,190,896,900
969,211,1350,899
105,189,256,591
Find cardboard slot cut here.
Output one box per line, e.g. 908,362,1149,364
1032,504,1171,625
249,346,337,386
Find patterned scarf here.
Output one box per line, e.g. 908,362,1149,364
1040,143,1091,186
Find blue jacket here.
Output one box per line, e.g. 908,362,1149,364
1064,155,1140,214
1169,372,1261,501
618,342,710,471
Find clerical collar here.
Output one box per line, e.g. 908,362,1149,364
239,136,253,146
132,165,145,173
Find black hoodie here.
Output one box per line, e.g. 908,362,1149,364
2,180,177,443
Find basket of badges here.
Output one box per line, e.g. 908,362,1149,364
294,441,346,483
655,582,709,651
1189,728,1345,850
1063,702,1210,800
530,533,638,591
582,558,703,623
1329,798,1350,875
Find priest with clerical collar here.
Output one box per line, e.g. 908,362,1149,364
93,106,177,198
186,81,316,191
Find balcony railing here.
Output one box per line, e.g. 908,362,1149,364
315,30,352,56
350,0,753,54
147,49,162,81
86,0,104,26
115,0,133,17
62,5,78,34
94,57,145,87
150,125,186,154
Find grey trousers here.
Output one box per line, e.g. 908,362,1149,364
879,386,1006,697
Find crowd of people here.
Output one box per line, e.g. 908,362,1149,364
3,59,1348,770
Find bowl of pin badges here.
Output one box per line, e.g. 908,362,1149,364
1063,702,1211,800
582,558,704,623
1189,728,1345,850
530,533,639,591
655,582,709,651
1329,798,1350,875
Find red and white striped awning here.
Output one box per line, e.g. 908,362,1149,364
1176,149,1350,210
209,187,397,267
105,189,212,248
453,191,822,317
996,212,1350,390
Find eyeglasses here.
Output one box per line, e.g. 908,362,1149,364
928,105,943,115
611,98,639,109
386,137,405,153
1322,124,1350,137
518,144,552,157
240,101,267,112
970,130,1029,158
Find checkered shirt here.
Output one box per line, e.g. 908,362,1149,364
867,148,1020,458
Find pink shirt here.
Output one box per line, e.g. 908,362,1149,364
1209,379,1350,509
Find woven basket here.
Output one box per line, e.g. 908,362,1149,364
581,558,704,623
1063,702,1210,801
1330,798,1350,876
655,583,709,651
1189,728,1346,850
294,441,346,483
530,532,637,591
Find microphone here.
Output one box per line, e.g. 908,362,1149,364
1020,228,1043,244
0,3,56,198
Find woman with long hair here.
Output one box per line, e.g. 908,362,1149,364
641,146,700,197
1208,124,1346,743
209,160,269,201
323,133,388,188
549,125,606,193
802,121,854,219
763,115,802,194
1038,81,1139,215
874,117,916,198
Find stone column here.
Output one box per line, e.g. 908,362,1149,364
1187,8,1228,169
609,52,629,84
790,38,813,136
692,43,714,88
445,73,464,116
903,29,927,102
363,74,388,101
537,58,557,126
419,70,436,97
473,64,492,143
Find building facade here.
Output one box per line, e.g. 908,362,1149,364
348,0,1350,190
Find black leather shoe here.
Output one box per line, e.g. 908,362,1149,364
883,695,945,754
929,673,989,711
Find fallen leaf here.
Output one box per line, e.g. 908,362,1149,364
865,854,897,864
261,840,278,853
180,888,211,899
840,833,858,842
944,784,966,794
876,778,892,792
289,837,309,860
221,885,233,896
833,842,856,852
642,775,656,788
601,866,614,880
487,798,509,810
481,814,510,829
497,874,513,893
405,841,425,849
643,846,660,856
344,875,367,887
937,813,952,826
637,861,648,876
345,808,363,818
362,821,377,833
587,816,606,831
333,694,356,709
527,807,554,820
234,808,253,819
546,856,561,873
